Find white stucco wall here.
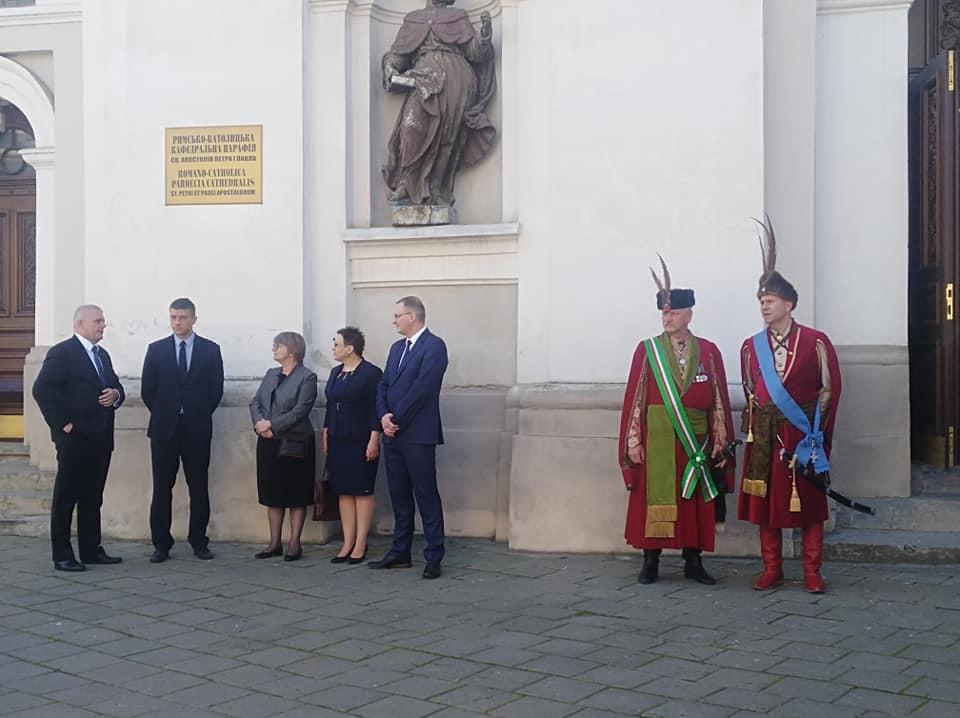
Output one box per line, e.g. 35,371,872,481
82,0,304,377
815,2,910,347
514,0,765,385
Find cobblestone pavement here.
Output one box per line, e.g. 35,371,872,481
1,536,959,717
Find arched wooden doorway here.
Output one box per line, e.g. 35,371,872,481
0,100,35,439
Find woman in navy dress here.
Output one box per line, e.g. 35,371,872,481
323,327,382,564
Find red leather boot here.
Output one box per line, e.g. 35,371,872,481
802,523,826,594
753,525,784,590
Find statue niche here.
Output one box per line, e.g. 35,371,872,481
381,0,497,226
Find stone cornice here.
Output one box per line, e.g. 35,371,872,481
817,0,912,15
307,0,354,14
326,0,501,23
343,221,519,244
19,146,54,170
0,0,80,27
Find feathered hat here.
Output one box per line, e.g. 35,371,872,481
754,214,798,307
650,254,695,310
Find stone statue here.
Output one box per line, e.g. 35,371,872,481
382,0,497,225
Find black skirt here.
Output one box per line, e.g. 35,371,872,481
326,435,378,496
256,434,316,508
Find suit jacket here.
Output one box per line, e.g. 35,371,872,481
323,360,383,438
32,336,126,449
250,363,318,436
141,334,224,442
376,329,448,445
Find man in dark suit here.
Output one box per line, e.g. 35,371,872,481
141,298,224,563
371,295,449,579
33,305,125,572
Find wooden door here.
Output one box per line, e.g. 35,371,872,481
909,50,959,467
0,180,35,428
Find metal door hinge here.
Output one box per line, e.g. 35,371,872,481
950,50,956,91
947,283,955,321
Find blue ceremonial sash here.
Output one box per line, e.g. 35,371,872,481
752,331,830,474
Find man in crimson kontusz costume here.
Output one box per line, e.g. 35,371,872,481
737,217,842,593
618,258,736,585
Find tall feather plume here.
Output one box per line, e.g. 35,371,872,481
650,254,672,307
751,213,777,281
658,253,671,294
649,266,665,295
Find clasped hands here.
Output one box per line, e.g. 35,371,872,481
381,413,399,439
254,419,274,439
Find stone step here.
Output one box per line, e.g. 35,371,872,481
0,513,47,537
834,495,960,532
824,528,960,564
911,464,960,496
0,463,52,491
0,489,51,515
0,441,29,458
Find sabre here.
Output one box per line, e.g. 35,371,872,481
773,444,876,516
799,469,877,516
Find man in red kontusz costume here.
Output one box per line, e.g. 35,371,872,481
737,217,842,593
619,257,736,585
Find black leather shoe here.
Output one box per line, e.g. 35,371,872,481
150,549,169,564
683,548,717,585
422,561,442,579
84,548,122,565
284,548,303,562
331,544,354,564
255,546,283,559
348,549,367,565
368,552,412,569
54,559,86,572
638,549,660,584
193,547,214,560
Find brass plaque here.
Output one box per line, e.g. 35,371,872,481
165,125,262,205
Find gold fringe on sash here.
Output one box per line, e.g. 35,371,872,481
646,521,675,538
646,504,678,523
742,479,768,498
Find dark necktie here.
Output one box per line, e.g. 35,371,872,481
398,339,412,368
178,340,188,380
91,345,106,386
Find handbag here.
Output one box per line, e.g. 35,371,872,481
277,429,310,460
313,463,340,521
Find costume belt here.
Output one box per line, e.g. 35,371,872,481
742,402,816,498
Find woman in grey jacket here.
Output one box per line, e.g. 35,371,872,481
250,332,318,561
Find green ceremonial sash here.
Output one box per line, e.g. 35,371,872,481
643,337,719,506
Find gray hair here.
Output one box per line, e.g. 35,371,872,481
73,304,103,325
273,331,307,363
397,295,426,322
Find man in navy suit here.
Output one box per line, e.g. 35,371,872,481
371,295,449,578
141,298,224,563
33,305,125,572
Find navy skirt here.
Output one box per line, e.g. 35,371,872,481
326,435,378,496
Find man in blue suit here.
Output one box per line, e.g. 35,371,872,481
371,295,449,578
141,298,224,563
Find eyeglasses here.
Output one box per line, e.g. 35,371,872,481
393,312,412,320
